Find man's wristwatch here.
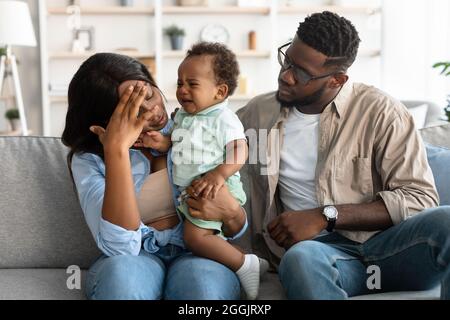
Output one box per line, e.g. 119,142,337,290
322,206,338,232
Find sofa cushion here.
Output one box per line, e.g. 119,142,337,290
349,286,441,300
403,100,445,127
425,143,450,205
420,123,450,149
0,137,100,269
258,272,286,300
407,103,428,129
0,269,88,300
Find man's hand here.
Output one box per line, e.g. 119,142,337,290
134,131,171,152
267,209,328,249
191,171,226,199
185,182,238,221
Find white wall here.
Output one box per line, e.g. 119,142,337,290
4,0,449,135
382,0,450,112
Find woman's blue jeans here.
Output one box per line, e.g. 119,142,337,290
85,244,240,300
279,206,450,299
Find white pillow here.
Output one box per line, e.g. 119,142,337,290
407,104,428,129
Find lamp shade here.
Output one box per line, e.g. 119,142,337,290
0,1,36,47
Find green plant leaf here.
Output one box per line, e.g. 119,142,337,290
433,61,450,76
4,108,20,120
432,62,446,68
164,25,185,37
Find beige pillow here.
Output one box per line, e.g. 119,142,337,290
420,123,450,149
407,103,428,129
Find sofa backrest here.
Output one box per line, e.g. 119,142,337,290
0,137,100,269
0,135,448,269
402,100,444,127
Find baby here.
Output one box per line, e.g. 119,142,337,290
137,42,266,300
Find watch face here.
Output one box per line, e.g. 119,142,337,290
324,206,338,219
200,24,230,44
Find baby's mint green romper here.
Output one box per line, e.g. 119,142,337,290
172,100,247,237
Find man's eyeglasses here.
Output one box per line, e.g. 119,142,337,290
277,42,337,85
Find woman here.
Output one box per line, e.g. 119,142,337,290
62,53,248,300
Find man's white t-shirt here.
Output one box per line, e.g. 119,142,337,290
279,107,320,212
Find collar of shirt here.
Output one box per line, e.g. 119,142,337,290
178,99,229,117
330,80,353,119
159,118,175,136
276,81,354,125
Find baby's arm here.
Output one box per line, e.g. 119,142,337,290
134,131,172,153
193,139,248,199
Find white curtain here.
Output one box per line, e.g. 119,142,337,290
382,0,450,110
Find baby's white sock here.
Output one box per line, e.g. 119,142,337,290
236,254,260,300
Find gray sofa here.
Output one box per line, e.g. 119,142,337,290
0,123,449,300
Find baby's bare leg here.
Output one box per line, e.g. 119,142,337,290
183,220,244,271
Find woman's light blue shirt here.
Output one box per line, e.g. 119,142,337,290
71,130,248,257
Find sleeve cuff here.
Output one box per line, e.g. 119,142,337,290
225,208,248,241
97,218,144,256
377,190,408,225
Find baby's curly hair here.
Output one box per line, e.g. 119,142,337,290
186,42,240,96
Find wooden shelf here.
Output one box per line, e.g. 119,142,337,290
162,6,270,15
278,5,381,15
49,95,67,103
163,50,270,59
0,129,31,136
0,95,15,101
359,49,382,58
49,49,375,60
47,6,155,15
49,51,155,59
164,49,377,58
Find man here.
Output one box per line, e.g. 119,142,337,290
236,11,450,299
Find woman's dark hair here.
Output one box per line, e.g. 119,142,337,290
297,11,361,70
186,42,240,96
61,53,158,170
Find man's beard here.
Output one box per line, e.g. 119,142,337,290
276,83,327,108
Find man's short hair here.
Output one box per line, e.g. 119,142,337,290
297,11,361,70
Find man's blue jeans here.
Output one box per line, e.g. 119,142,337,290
279,206,450,299
85,244,240,300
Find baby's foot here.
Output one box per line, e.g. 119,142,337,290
236,254,260,300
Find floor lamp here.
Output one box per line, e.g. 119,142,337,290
0,1,37,136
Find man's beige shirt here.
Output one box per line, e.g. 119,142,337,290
236,82,439,263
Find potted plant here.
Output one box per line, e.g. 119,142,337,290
433,61,450,122
5,108,21,132
164,25,186,51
